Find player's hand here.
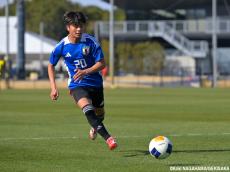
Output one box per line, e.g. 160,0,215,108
50,88,59,101
73,69,88,82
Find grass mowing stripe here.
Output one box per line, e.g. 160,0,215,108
1,132,230,141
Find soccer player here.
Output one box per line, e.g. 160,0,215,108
48,11,117,150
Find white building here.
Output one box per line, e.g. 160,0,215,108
165,55,196,77
0,16,57,72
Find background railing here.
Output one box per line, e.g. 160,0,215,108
98,19,230,35
97,20,210,57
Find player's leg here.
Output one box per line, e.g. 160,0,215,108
89,107,105,140
71,87,99,131
90,87,117,150
71,87,116,149
88,87,104,140
90,87,105,123
80,100,112,144
95,107,105,123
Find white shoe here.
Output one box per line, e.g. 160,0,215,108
89,128,97,140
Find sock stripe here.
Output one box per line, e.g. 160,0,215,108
82,104,94,114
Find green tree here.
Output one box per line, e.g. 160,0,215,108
131,42,147,74
82,7,126,34
0,0,16,16
116,42,132,73
82,7,108,35
0,0,126,41
101,39,109,66
142,42,165,75
125,41,165,75
25,0,79,40
114,8,126,21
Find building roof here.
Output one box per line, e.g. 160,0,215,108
0,16,57,54
0,0,114,11
103,0,230,19
106,0,227,10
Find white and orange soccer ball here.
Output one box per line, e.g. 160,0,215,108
148,136,173,159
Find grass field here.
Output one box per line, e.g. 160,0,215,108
0,88,230,172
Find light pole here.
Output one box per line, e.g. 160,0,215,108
39,22,44,78
109,0,114,86
5,0,10,88
16,0,25,79
212,0,217,87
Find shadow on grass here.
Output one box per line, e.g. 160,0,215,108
120,150,149,157
173,149,230,153
121,149,230,157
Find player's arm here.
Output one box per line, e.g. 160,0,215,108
48,43,62,100
48,63,59,100
73,59,105,81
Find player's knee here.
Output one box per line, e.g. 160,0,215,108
82,104,100,128
82,104,94,114
95,108,105,122
97,113,104,123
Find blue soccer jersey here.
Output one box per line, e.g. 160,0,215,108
49,33,104,89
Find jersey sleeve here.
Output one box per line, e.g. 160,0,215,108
92,45,104,62
49,42,63,66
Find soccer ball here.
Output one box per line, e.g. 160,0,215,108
148,136,172,159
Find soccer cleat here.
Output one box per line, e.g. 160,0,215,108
89,128,97,140
106,136,117,150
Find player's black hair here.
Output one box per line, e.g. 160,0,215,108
63,11,87,25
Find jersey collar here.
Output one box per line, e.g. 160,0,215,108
64,33,87,45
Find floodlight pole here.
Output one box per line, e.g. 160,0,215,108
212,0,217,87
5,0,9,59
94,22,99,41
109,0,115,86
16,0,25,79
39,22,44,78
5,0,10,88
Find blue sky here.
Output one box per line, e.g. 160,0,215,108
70,0,112,11
0,0,112,10
0,0,13,7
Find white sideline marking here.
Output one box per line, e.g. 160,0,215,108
0,133,230,141
169,133,230,137
0,136,81,141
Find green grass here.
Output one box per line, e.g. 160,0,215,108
0,88,230,172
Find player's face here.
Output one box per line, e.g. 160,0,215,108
67,24,85,40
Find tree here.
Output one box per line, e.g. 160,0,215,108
0,0,126,41
101,39,109,66
114,9,126,21
131,42,147,74
143,42,165,75
25,0,79,40
116,42,132,74
117,41,165,75
0,0,17,16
